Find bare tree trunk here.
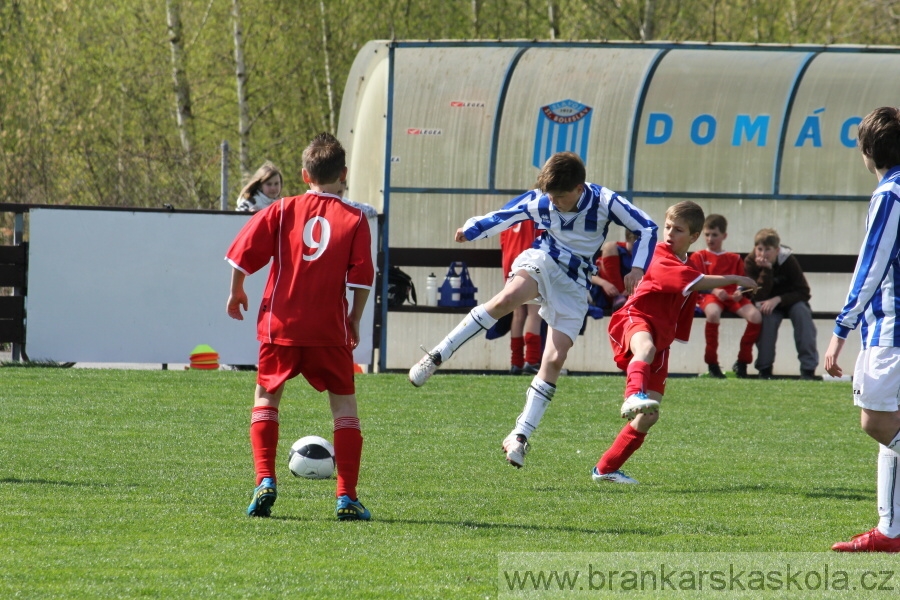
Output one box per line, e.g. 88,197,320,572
472,0,480,37
166,0,192,156
232,0,251,179
711,0,718,41
548,0,559,39
319,0,336,133
641,0,655,41
166,0,198,204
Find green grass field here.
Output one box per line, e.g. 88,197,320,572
0,369,878,598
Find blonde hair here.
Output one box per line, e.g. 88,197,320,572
238,161,282,201
665,201,705,234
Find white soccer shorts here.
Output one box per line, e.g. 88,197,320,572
510,249,588,343
853,346,900,412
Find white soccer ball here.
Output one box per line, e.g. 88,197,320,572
288,435,335,479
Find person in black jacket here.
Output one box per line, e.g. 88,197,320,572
744,228,820,380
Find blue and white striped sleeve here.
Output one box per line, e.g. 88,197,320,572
461,190,540,241
607,193,658,272
834,190,900,338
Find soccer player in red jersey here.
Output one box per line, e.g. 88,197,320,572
225,133,375,520
688,214,762,379
592,201,757,485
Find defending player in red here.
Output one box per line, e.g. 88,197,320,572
593,201,757,485
688,214,762,379
225,133,375,520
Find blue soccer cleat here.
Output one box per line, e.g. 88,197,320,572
247,477,277,517
592,466,639,485
336,495,371,521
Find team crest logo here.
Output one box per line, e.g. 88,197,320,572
533,99,593,168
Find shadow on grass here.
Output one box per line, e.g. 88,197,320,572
270,514,657,535
666,481,872,501
0,360,75,368
0,477,137,488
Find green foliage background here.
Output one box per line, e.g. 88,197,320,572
0,0,897,218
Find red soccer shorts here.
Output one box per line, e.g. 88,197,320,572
257,342,355,395
612,320,669,395
698,293,752,314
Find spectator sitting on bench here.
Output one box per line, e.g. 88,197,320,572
744,228,821,380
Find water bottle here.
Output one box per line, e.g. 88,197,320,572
425,273,437,306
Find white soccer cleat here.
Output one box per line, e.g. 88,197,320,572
619,392,659,420
592,466,639,484
408,348,442,387
502,433,530,468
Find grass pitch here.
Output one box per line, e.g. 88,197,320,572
0,369,872,598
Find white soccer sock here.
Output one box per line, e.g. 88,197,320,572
433,305,497,361
887,429,900,454
877,444,900,537
512,377,557,439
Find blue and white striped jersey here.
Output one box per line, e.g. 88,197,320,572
461,183,657,289
834,167,900,348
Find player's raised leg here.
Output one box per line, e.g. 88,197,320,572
409,271,540,387
619,330,660,419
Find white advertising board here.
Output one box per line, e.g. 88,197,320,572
26,208,376,366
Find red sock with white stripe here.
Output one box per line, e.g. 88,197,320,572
597,422,646,474
624,360,651,397
250,406,279,485
334,416,363,499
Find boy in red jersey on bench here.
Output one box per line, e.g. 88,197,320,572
592,201,757,485
225,133,375,520
688,214,762,379
499,220,544,374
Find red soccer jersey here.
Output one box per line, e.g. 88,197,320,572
499,220,539,277
608,244,704,352
688,249,745,294
226,192,374,347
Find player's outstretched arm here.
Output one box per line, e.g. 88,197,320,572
692,274,757,294
227,268,249,321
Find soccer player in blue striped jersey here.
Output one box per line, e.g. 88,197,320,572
408,152,658,468
826,107,900,553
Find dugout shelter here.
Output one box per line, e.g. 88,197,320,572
337,40,900,375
